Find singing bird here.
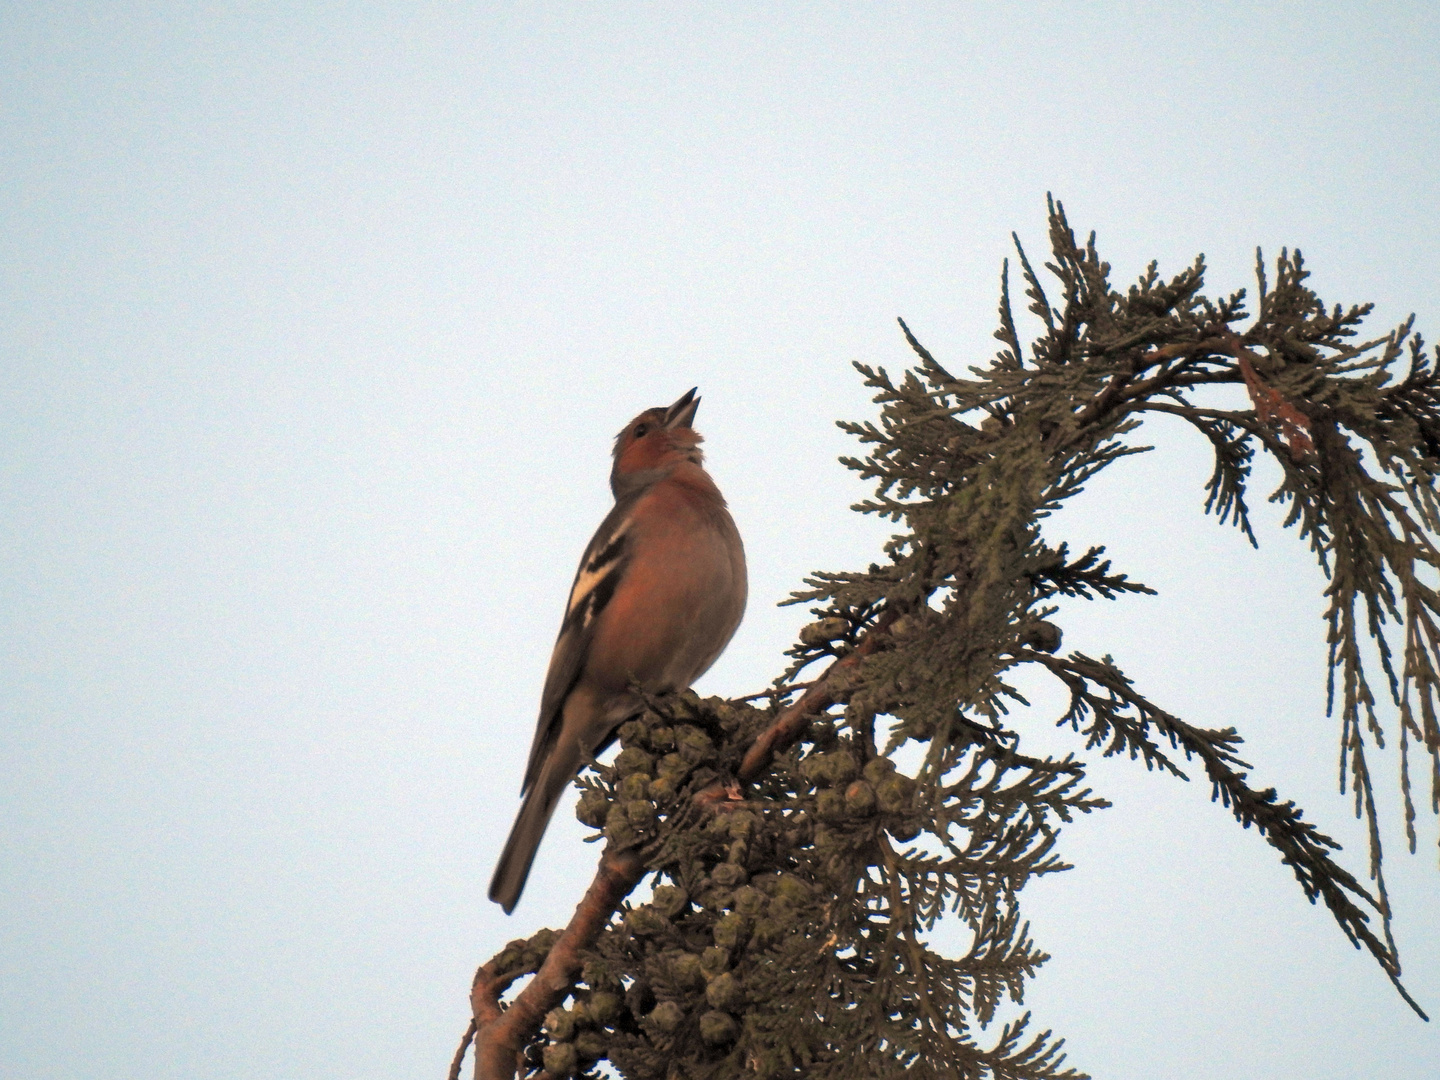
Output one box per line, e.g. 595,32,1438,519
489,388,747,913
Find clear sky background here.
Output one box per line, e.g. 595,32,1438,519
3,4,1438,1078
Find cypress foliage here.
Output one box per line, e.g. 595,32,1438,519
464,199,1440,1079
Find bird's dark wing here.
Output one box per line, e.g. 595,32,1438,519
519,494,637,794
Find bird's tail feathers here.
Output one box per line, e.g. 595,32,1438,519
488,756,572,914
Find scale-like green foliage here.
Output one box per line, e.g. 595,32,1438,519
501,200,1440,1077
522,693,1097,1080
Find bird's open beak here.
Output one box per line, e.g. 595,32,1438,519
664,387,700,429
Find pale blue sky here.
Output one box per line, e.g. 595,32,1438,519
3,4,1438,1078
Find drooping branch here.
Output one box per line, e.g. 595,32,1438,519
1019,647,1428,1021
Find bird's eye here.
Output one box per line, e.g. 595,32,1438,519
633,423,650,438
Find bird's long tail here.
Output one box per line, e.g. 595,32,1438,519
488,755,572,914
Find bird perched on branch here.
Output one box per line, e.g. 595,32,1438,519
489,388,747,913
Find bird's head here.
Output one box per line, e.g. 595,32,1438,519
611,387,705,494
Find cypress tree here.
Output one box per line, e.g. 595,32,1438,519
459,199,1440,1079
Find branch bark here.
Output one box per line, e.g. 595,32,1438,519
736,607,900,783
471,848,645,1080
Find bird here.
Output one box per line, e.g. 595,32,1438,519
489,388,747,914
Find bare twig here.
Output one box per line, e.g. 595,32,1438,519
448,1019,477,1080
734,680,814,703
